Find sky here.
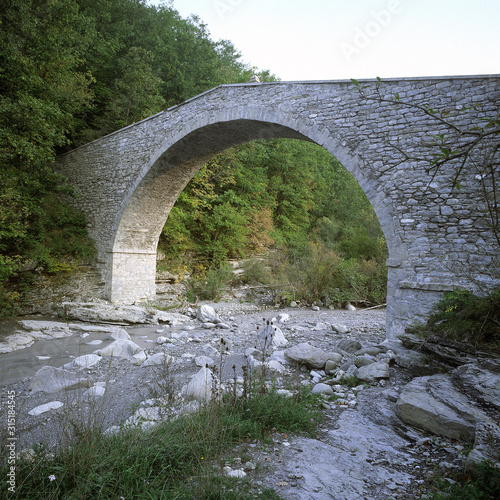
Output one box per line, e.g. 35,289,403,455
147,0,500,82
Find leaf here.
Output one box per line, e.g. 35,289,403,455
351,78,360,87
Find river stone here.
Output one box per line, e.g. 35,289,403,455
28,401,64,416
62,303,157,324
272,326,288,347
269,350,287,365
98,339,146,365
284,343,329,369
29,366,92,393
268,359,287,374
395,374,493,442
182,366,214,400
354,355,376,368
325,354,343,375
141,352,175,367
277,313,290,323
108,329,131,341
465,421,500,476
64,354,102,369
83,384,107,398
312,383,334,395
195,355,215,368
245,347,262,358
86,339,102,345
452,363,500,410
196,305,220,324
336,339,362,353
355,347,381,356
331,323,350,334
247,355,286,376
154,311,191,325
355,361,390,381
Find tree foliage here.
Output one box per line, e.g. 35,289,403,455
158,139,387,280
0,0,387,313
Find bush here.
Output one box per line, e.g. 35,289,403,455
187,264,234,301
431,460,500,499
411,288,500,347
240,258,272,285
269,242,387,307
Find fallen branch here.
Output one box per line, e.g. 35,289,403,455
360,303,387,311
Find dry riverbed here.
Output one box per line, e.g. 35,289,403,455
1,301,498,499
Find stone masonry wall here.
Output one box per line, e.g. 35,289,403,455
54,75,500,337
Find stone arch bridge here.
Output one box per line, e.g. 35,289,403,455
55,75,500,337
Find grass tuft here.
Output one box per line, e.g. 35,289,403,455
1,382,319,498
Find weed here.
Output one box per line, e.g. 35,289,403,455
339,374,362,388
187,264,234,301
430,460,500,499
407,288,500,349
146,353,181,403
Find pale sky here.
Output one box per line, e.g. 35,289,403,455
147,0,500,82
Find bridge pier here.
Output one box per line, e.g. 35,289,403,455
104,251,157,303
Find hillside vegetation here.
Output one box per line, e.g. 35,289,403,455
0,0,387,315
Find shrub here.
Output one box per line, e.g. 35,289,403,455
431,460,500,499
187,264,234,301
268,241,387,307
413,288,500,347
240,258,272,285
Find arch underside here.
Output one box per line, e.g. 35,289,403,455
113,120,315,254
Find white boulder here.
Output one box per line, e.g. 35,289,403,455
182,367,214,400
29,366,92,393
196,305,220,324
28,401,64,416
98,339,146,365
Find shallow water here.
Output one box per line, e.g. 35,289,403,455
0,323,181,386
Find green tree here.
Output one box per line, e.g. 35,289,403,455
96,47,166,133
0,0,95,283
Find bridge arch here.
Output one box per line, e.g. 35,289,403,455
109,109,402,307
55,77,500,337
